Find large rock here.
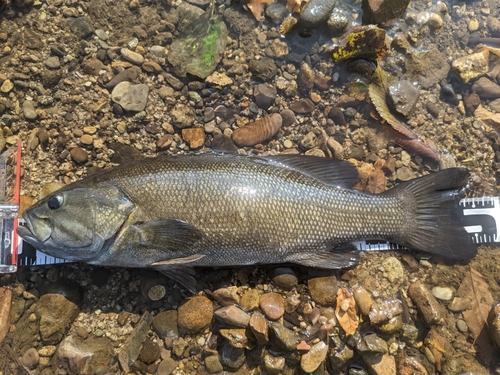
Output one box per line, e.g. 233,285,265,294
57,335,113,375
299,0,338,29
177,296,213,333
37,294,80,344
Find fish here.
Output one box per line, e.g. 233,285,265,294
17,153,476,292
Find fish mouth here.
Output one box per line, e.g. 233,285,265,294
17,212,52,243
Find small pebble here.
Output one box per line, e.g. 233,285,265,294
70,147,88,163
431,286,453,301
120,48,144,65
456,319,468,333
23,100,37,120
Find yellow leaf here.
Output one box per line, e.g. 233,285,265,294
335,288,359,335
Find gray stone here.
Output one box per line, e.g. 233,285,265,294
57,335,114,375
177,3,205,31
21,348,39,369
152,310,179,340
327,12,349,35
22,100,37,120
219,341,245,370
388,80,419,117
45,56,61,69
265,2,288,21
431,286,453,301
272,268,298,290
300,0,338,29
472,77,500,100
396,166,416,181
205,355,224,373
120,48,144,65
456,319,468,333
67,16,94,38
254,83,277,109
290,98,315,113
95,29,108,41
448,297,471,312
269,322,299,351
171,103,196,129
150,45,166,58
111,82,149,112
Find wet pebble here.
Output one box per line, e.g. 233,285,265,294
181,128,205,149
269,321,299,351
297,61,315,92
220,328,252,349
472,77,500,99
363,353,396,375
152,310,179,340
249,311,268,345
205,355,224,373
219,340,246,370
241,289,260,310
280,109,296,127
22,100,37,120
448,297,470,312
265,2,287,22
408,280,443,325
301,341,328,372
290,98,315,113
249,57,278,81
260,292,285,320
357,333,388,354
21,348,39,369
401,323,419,344
213,286,240,306
388,80,419,117
369,299,403,325
327,11,349,35
36,294,80,344
456,319,468,333
67,16,94,38
272,267,298,290
139,338,160,364
308,275,338,306
120,48,144,65
177,296,213,334
398,356,428,375
215,305,250,327
111,82,149,112
232,113,282,147
157,358,178,375
263,353,285,373
353,287,372,316
377,315,403,334
57,335,113,374
70,147,88,163
254,83,277,109
299,0,337,29
431,286,453,301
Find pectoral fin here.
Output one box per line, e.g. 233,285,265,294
152,263,199,293
132,218,203,252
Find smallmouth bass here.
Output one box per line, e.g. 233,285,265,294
17,154,476,292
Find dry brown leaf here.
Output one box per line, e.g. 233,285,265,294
286,0,306,13
247,0,274,21
365,168,386,194
458,267,495,365
335,288,359,335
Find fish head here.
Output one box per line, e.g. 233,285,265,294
17,184,135,261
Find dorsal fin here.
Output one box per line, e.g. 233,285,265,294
259,155,359,188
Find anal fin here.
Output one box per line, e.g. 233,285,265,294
286,244,360,269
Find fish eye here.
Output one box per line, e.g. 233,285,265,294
48,194,63,210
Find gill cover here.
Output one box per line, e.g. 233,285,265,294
20,184,134,260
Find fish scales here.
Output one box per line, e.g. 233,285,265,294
17,153,476,292
87,155,404,266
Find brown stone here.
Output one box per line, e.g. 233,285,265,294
300,341,328,373
308,276,338,306
408,280,443,325
181,128,205,149
249,311,268,345
214,306,250,328
362,0,410,26
177,296,213,333
70,147,88,163
259,292,285,320
232,113,282,147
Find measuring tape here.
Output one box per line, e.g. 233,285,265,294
1,143,499,272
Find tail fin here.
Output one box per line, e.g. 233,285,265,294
382,168,477,260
